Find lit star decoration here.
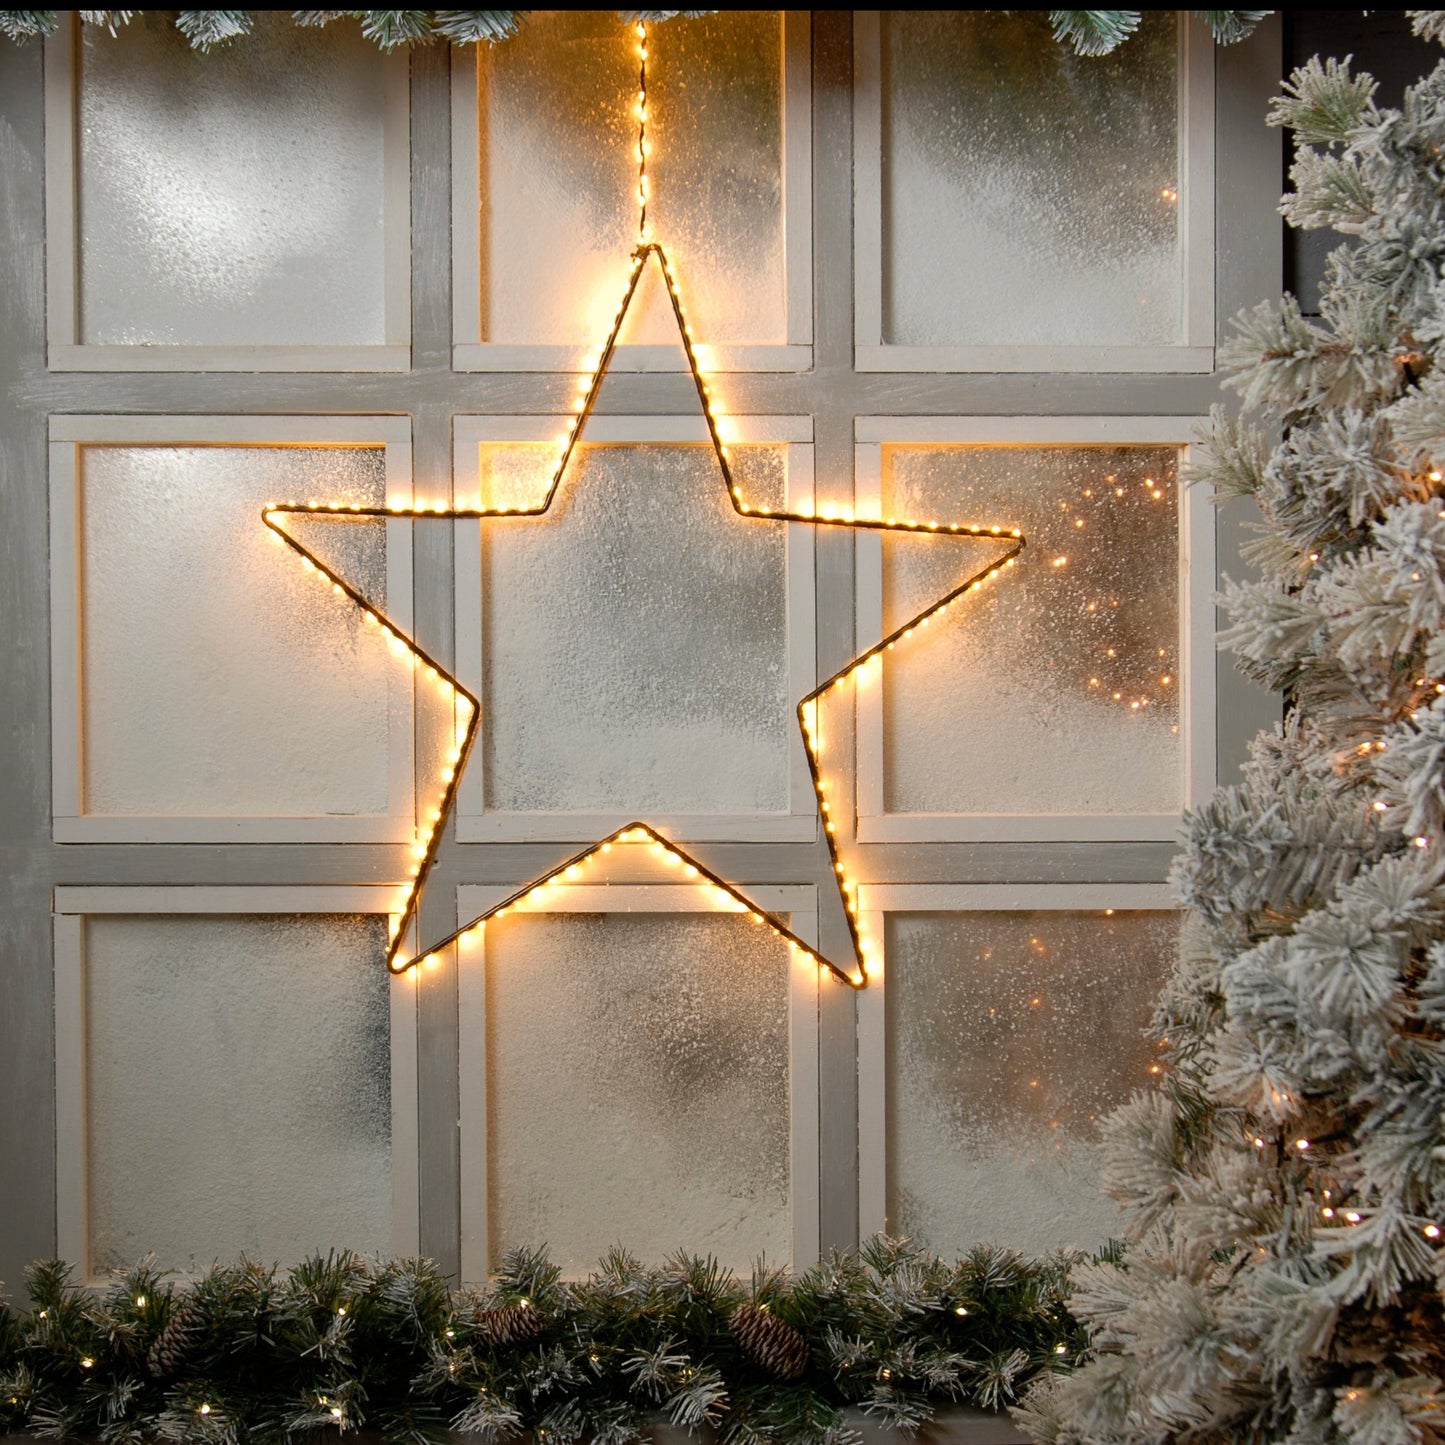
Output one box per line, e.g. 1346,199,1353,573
261,20,1025,987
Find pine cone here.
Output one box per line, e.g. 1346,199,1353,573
729,1302,809,1381
472,1302,546,1348
147,1296,203,1378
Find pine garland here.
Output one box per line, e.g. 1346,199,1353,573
0,1238,1094,1443
0,9,1272,55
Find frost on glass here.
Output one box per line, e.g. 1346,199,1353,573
885,909,1178,1255
880,10,1182,348
76,11,390,346
879,445,1181,816
78,445,400,817
483,910,793,1274
85,914,391,1273
478,443,792,815
476,11,785,347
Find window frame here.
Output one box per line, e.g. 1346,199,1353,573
852,416,1217,844
455,880,821,1283
449,11,814,373
852,9,1216,373
48,414,419,844
854,882,1179,1238
451,414,820,842
53,885,421,1283
0,12,1289,1294
42,15,413,372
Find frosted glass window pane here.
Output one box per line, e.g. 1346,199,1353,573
484,912,793,1274
880,11,1182,348
475,11,785,345
78,445,398,817
478,444,791,814
77,13,390,346
85,914,391,1272
885,910,1178,1255
880,445,1181,816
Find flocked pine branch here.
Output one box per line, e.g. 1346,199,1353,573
77,11,136,36
353,9,435,48
1,9,1274,53
431,11,525,44
0,11,57,40
1412,11,1445,47
1049,10,1270,57
1016,26,1445,1445
174,9,252,50
1048,11,1142,57
1195,9,1272,45
275,10,528,47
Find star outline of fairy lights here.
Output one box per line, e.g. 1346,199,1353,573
260,21,1026,988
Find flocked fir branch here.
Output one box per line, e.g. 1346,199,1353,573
1047,11,1270,57
1017,11,1445,1445
0,9,1274,53
0,1239,1094,1444
76,10,134,36
1045,11,1142,58
174,10,252,51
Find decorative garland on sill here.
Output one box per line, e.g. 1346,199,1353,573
0,1237,1108,1444
0,10,1272,57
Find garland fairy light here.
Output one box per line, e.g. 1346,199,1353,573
0,1239,1099,1442
263,18,1024,985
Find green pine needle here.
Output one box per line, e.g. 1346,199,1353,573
355,10,437,49
431,11,526,44
1047,10,1142,57
78,11,137,36
0,10,58,41
1194,10,1271,45
175,9,253,49
0,1242,1082,1438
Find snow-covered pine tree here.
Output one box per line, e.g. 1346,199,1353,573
1018,16,1445,1445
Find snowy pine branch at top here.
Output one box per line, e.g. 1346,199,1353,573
174,10,251,51
0,8,1275,52
1047,11,1270,57
0,1240,1094,1444
1016,23,1445,1445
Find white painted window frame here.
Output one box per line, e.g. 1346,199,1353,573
853,416,1216,843
453,414,819,843
43,15,412,373
455,881,820,1284
49,414,418,843
53,885,421,1283
854,882,1179,1238
450,11,813,373
852,10,1215,374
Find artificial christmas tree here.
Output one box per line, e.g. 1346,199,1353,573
1018,14,1445,1444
